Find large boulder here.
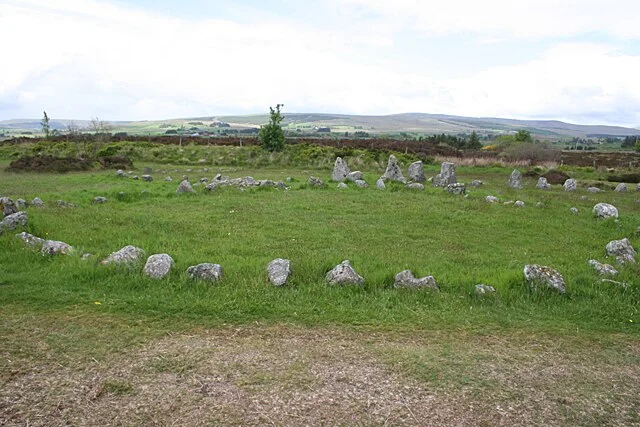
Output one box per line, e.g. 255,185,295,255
332,157,350,182
143,254,174,279
536,177,551,189
267,258,291,286
187,263,223,283
523,264,566,293
563,179,577,191
593,203,618,220
408,161,425,183
433,162,457,187
176,180,195,193
15,232,45,248
101,245,145,265
605,238,636,264
507,170,523,189
325,260,364,286
0,197,18,217
393,270,438,290
588,260,618,276
41,240,74,256
382,155,406,183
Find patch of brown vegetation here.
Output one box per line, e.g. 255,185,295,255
2,324,639,426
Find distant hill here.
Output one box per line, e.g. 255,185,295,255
2,113,639,139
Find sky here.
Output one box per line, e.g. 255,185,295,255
1,0,639,127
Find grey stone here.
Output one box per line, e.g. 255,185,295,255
199,177,209,183
470,180,483,187
393,270,438,290
524,264,566,293
563,179,577,191
332,157,350,182
408,161,425,183
433,162,457,187
593,203,618,219
101,245,145,265
31,197,45,208
446,183,466,195
164,176,173,182
514,200,525,207
587,187,601,193
376,178,386,190
187,263,223,282
1,211,27,231
570,207,579,214
486,195,499,203
588,259,618,276
143,254,174,279
142,175,153,182
177,180,196,193
15,199,28,210
326,260,364,286
580,196,588,201
406,183,424,190
81,253,94,261
337,182,348,189
536,177,551,189
267,258,291,286
93,196,108,204
475,284,496,295
347,171,363,182
382,155,406,183
0,197,18,217
508,170,523,189
354,180,369,188
116,169,126,177
41,240,74,256
308,176,325,187
606,238,636,265
132,175,139,180
15,232,45,248
614,183,627,192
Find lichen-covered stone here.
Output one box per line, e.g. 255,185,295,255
332,157,350,182
536,177,551,189
408,161,425,183
176,180,195,193
563,179,577,191
524,264,566,293
267,258,291,286
605,238,636,265
614,183,627,192
101,245,145,265
593,203,618,220
326,260,364,286
446,183,466,195
588,259,618,276
474,284,496,295
187,263,223,283
382,155,406,183
393,270,438,290
41,240,74,256
15,232,45,248
143,254,174,279
433,162,457,187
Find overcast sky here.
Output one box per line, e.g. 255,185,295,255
1,0,639,126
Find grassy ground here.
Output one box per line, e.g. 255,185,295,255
1,159,639,425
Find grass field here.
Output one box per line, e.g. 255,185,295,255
1,158,639,425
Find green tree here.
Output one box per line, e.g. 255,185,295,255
514,129,533,143
467,131,482,149
259,104,285,151
41,111,50,139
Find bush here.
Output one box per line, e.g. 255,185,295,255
502,142,559,163
259,104,285,152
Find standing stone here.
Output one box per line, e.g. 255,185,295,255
15,232,45,248
474,284,496,295
433,162,457,187
143,254,174,279
406,183,424,190
347,171,363,182
337,182,348,189
41,240,74,256
101,245,145,265
325,260,364,286
308,176,325,187
176,180,195,193
606,238,636,264
588,260,618,276
382,155,406,183
446,183,466,195
508,170,523,189
563,179,577,191
593,203,618,220
332,157,350,182
0,197,18,217
187,263,223,283
408,161,425,183
31,197,45,208
267,258,291,286
393,270,438,290
523,264,566,293
536,177,551,189
614,183,627,192
376,178,386,190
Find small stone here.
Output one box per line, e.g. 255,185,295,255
267,258,291,286
93,196,108,204
406,183,424,190
347,171,363,182
587,187,601,193
199,177,209,183
408,161,425,183
536,202,544,207
308,176,325,187
31,197,45,208
132,175,139,180
569,207,579,214
143,254,174,279
176,180,196,193
187,263,223,283
0,197,18,217
382,155,406,183
376,178,386,190
354,179,369,188
614,183,627,192
536,177,551,189
101,245,145,265
514,200,525,207
593,203,618,220
81,253,94,261
393,270,438,290
470,180,483,187
474,284,496,295
337,182,348,189
508,170,523,189
164,176,173,182
116,169,126,177
524,264,566,293
563,179,577,191
580,196,588,201
588,260,618,276
332,157,350,182
606,238,636,264
446,183,466,195
142,175,153,182
15,199,28,210
326,260,364,286
41,240,74,256
486,196,499,203
15,232,45,248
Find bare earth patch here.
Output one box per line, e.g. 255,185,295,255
2,324,639,426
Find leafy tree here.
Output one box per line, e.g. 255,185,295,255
514,130,533,143
467,131,482,149
41,111,50,138
259,104,285,151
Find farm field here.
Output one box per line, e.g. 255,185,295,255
1,159,639,426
